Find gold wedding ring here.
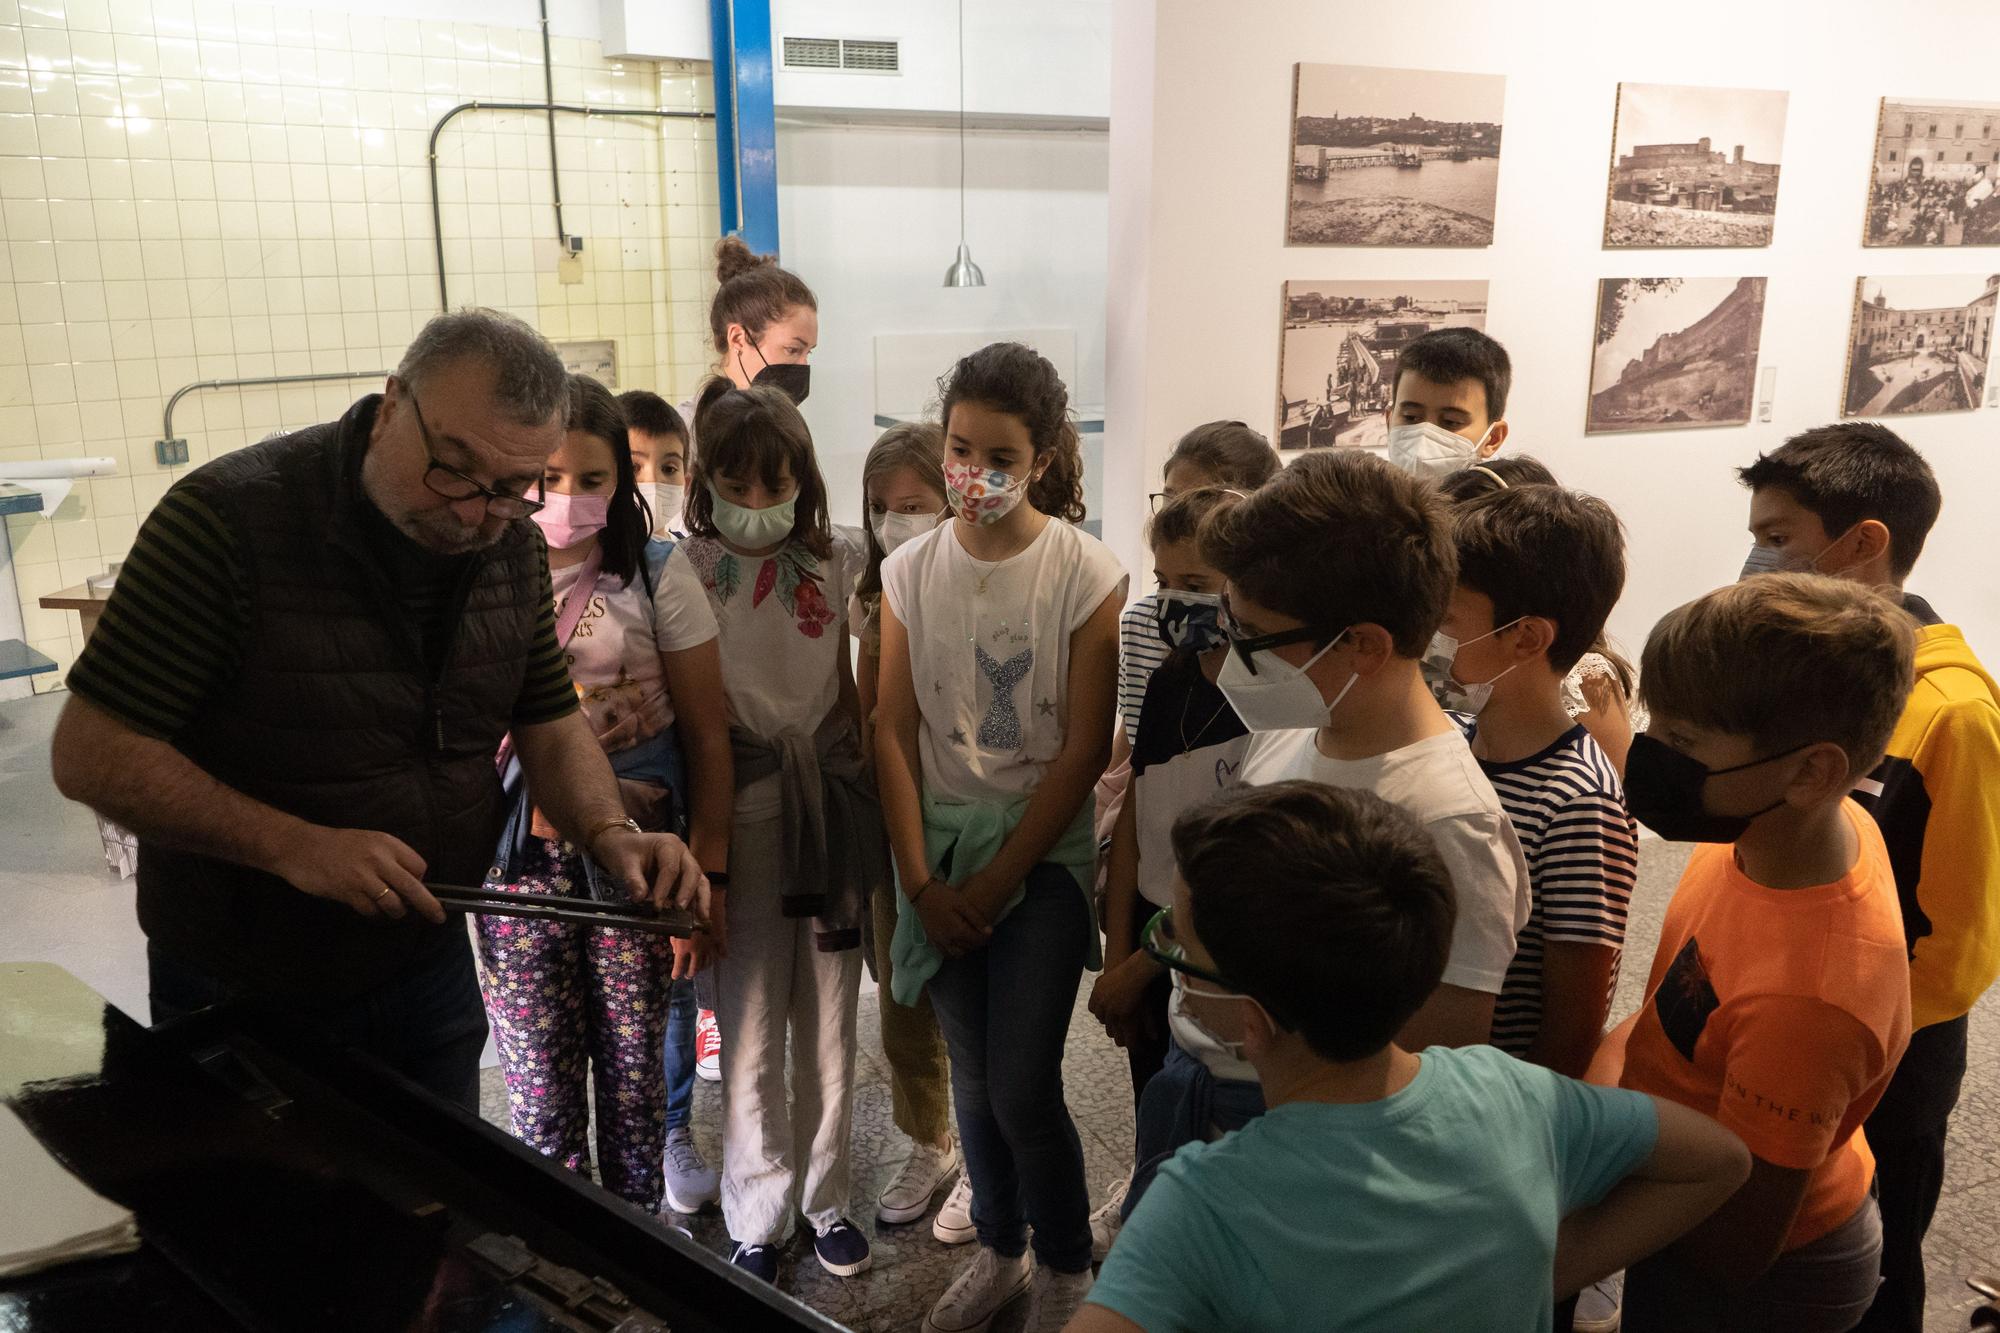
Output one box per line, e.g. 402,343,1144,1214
372,886,392,903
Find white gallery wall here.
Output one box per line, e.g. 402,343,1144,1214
1109,0,2000,661
775,118,1109,533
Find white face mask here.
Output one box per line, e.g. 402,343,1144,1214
1169,969,1249,1062
872,507,944,555
1387,420,1492,479
1214,631,1356,732
1421,618,1525,716
638,482,685,539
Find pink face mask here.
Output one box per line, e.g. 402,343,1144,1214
532,490,611,550
944,459,1030,527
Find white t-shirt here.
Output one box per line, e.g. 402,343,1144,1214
549,544,717,747
882,517,1128,806
1240,728,1531,997
680,534,855,747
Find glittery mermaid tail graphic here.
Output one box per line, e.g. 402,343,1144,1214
975,644,1034,748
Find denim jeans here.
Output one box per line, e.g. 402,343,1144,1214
662,976,698,1131
147,933,490,1113
1125,1038,1266,1218
1626,1191,1884,1333
926,863,1094,1273
1856,1014,1969,1333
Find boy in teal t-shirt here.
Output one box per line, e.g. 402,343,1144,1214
1072,781,1749,1333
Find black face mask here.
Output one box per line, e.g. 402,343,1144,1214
740,342,810,405
1623,734,1811,844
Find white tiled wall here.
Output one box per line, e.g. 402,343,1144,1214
1,0,722,689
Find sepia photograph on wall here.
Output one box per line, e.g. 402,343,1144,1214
1286,63,1505,247
1277,280,1490,452
1863,98,2000,246
1603,82,1789,248
1841,274,1998,416
1587,277,1768,433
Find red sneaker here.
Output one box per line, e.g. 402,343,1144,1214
695,1008,722,1082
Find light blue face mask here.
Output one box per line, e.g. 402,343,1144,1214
709,485,797,550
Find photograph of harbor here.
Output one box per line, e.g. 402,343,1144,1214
1277,280,1490,452
1841,274,1998,416
1286,63,1505,246
1603,82,1788,247
1587,277,1768,433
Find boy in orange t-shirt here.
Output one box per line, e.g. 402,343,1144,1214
1593,573,1915,1332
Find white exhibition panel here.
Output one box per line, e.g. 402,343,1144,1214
1109,0,2000,661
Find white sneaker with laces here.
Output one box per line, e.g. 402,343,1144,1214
1023,1264,1093,1333
922,1246,1032,1333
1572,1272,1623,1332
932,1171,976,1245
878,1139,961,1224
1089,1173,1130,1263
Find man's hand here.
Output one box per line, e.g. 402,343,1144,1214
1089,950,1164,1049
273,826,444,924
915,880,991,958
591,827,711,919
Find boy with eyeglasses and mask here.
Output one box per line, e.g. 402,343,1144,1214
1069,781,1750,1333
1737,422,2000,1333
1114,451,1531,1221
1593,573,1916,1333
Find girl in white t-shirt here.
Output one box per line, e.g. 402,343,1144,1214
474,375,732,1218
679,379,880,1284
876,344,1127,1333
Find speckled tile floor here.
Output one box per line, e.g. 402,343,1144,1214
0,693,1991,1332
476,835,1999,1333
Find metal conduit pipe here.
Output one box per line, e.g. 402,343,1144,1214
428,102,716,313
538,0,567,250
156,369,390,467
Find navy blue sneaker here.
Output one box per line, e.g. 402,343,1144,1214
812,1218,873,1277
729,1240,781,1284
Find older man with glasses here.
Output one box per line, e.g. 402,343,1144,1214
51,308,709,1111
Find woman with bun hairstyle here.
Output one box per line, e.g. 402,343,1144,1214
678,236,820,445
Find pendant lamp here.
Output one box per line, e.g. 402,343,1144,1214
943,0,985,287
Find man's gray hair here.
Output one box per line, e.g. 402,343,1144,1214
395,308,569,427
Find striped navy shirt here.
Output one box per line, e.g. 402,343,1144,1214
1456,717,1639,1057
1118,592,1170,746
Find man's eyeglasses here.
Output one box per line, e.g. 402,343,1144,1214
1217,593,1345,676
409,392,543,519
1140,906,1234,991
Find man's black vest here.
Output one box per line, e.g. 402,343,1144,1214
137,395,542,1004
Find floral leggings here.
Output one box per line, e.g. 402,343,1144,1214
474,836,675,1212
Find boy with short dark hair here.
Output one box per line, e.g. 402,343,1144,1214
1439,485,1639,1076
1208,449,1531,1051
1071,781,1749,1333
1602,573,1917,1332
616,388,690,539
1386,325,1511,477
1738,422,2000,1333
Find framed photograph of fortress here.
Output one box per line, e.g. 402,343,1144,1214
1587,277,1768,433
1841,275,1997,416
1862,99,2000,246
1286,63,1505,247
1602,83,1788,247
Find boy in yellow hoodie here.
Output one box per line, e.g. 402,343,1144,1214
1738,421,2000,1333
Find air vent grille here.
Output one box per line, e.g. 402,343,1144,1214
841,39,899,73
781,36,840,69
781,35,901,75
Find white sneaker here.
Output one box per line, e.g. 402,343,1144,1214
879,1139,961,1224
922,1246,1032,1333
1023,1264,1094,1333
932,1170,976,1245
1573,1272,1623,1332
694,1008,721,1082
1089,1173,1130,1263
